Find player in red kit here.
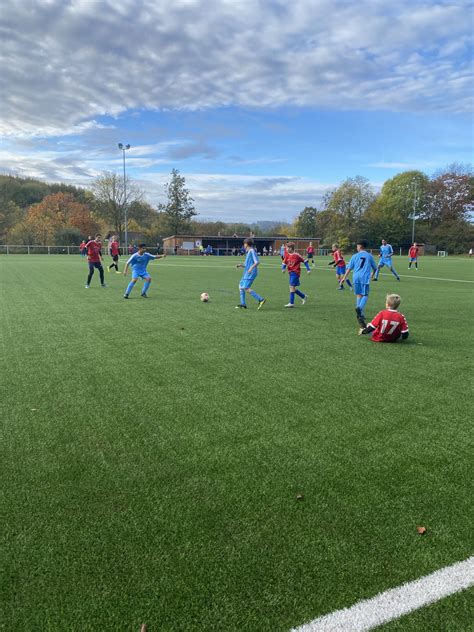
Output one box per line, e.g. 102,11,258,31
306,242,315,267
282,242,311,307
85,233,106,288
408,243,419,269
328,243,352,290
108,235,121,273
359,294,409,342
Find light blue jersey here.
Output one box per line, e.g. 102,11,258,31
242,248,259,280
127,252,156,277
347,250,377,283
380,244,393,260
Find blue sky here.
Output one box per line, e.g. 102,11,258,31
0,0,472,222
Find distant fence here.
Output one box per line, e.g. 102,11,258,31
0,245,441,257
0,245,160,255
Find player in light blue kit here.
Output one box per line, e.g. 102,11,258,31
235,238,266,310
374,239,400,281
339,240,377,328
123,244,166,298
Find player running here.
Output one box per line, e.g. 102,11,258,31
306,242,315,267
235,238,266,310
108,235,121,273
328,243,352,290
282,242,310,307
339,240,377,328
85,233,106,289
123,244,165,299
374,239,400,281
408,243,419,269
359,294,409,342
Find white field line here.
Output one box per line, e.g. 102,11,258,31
291,556,474,632
153,262,474,283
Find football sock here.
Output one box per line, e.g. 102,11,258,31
415,263,418,269
391,268,399,278
240,289,246,305
126,281,135,295
142,280,151,294
359,296,368,314
99,267,105,284
290,291,295,305
346,279,353,288
250,290,263,302
87,271,93,285
374,270,379,280
295,289,305,298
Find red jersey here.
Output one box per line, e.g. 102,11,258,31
109,241,120,256
332,249,345,267
86,240,102,263
284,252,306,276
409,246,419,258
369,309,409,342
307,246,315,255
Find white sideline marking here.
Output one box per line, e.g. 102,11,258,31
291,556,474,632
154,262,474,283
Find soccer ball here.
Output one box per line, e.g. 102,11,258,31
200,292,210,302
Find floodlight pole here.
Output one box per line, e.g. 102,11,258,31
411,182,418,244
118,143,131,252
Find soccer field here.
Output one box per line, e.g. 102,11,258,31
1,254,473,631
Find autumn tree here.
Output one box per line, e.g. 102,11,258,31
92,172,145,241
158,169,197,235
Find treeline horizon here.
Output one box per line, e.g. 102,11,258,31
0,164,472,253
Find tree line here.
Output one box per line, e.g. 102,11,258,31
0,164,472,252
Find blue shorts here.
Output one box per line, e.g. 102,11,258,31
409,257,417,262
132,270,151,280
240,276,256,289
378,258,392,268
289,271,301,287
336,265,346,275
353,281,370,296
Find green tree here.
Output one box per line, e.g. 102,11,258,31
295,206,318,236
158,169,197,235
364,171,429,247
321,176,376,245
0,201,23,243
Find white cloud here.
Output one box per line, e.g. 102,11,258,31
0,0,472,138
137,171,336,222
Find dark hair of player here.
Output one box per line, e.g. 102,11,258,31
286,242,295,249
138,243,146,248
243,238,254,247
357,239,368,248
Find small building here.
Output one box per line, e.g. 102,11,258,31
162,235,321,255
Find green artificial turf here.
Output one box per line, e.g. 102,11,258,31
0,254,473,631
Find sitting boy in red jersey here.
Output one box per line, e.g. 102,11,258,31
359,293,409,342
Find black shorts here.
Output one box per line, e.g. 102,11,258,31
111,254,119,262
307,253,314,259
89,262,103,271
